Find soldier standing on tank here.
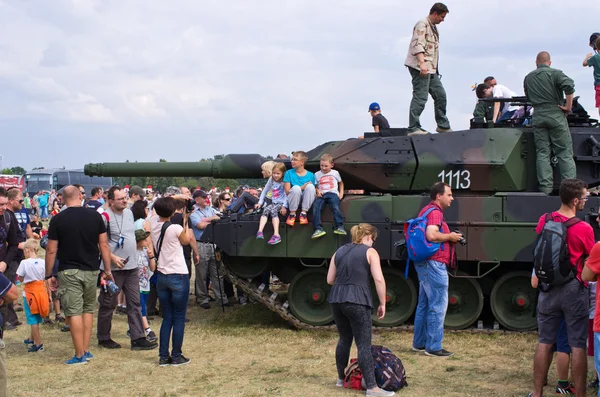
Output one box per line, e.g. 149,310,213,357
404,3,452,136
523,51,576,194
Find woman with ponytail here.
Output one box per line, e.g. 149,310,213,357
327,223,393,396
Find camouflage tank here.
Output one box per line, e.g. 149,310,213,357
85,108,600,332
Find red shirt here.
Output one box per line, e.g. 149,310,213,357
535,212,595,283
585,242,600,332
418,202,452,265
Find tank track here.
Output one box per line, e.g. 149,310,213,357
224,267,536,335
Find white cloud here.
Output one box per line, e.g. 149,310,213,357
0,0,599,170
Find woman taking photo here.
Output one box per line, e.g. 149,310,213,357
149,197,191,367
327,223,393,397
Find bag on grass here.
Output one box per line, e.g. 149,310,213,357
371,345,408,391
344,358,365,390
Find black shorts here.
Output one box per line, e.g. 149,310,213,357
537,278,589,349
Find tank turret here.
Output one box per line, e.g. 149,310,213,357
84,127,600,332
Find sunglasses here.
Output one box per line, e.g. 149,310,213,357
223,198,231,201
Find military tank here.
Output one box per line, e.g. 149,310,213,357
85,112,600,332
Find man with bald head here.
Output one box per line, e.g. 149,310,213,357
524,51,577,194
45,185,112,365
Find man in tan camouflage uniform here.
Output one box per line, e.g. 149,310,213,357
405,3,452,136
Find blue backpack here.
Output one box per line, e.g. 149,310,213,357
403,207,443,278
371,345,408,391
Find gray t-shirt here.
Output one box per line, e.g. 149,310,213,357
101,208,138,271
315,169,342,196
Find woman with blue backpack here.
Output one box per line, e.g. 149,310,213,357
327,223,395,397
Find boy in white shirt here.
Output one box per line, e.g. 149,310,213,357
311,154,346,239
17,239,50,353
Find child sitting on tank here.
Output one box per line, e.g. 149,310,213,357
255,162,288,245
283,151,316,226
359,102,390,139
475,82,520,123
311,154,346,239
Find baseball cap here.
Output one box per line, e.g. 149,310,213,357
129,185,145,197
368,102,380,112
135,229,151,242
192,190,207,199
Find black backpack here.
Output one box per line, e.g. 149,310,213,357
533,213,581,287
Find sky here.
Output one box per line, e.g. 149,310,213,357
1,0,599,172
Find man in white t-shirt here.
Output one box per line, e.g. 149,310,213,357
311,154,346,239
475,82,520,123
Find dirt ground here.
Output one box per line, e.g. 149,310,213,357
5,298,593,397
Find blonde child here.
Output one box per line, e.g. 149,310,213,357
17,239,50,353
283,151,316,226
255,162,288,245
312,153,346,239
132,229,157,341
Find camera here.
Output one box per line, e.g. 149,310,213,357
454,230,467,246
186,198,195,213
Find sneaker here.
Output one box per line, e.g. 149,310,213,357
84,351,94,360
55,314,66,323
200,302,210,310
170,355,191,366
333,227,347,236
42,316,53,325
335,379,344,387
239,296,248,306
256,231,264,239
366,389,395,396
555,383,575,394
131,337,158,350
28,344,44,353
64,355,88,365
311,229,326,239
424,349,453,357
436,127,452,133
98,339,121,349
159,356,172,367
146,330,157,343
24,338,34,345
4,322,17,331
126,329,131,338
411,346,425,352
60,325,71,332
13,303,23,312
286,213,296,226
589,377,599,389
267,235,281,245
407,128,429,136
299,212,308,225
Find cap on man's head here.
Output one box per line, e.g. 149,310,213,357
483,76,495,83
368,102,381,112
129,186,145,197
165,186,181,197
135,229,151,242
192,190,207,199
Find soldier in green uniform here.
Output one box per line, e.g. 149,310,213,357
524,51,576,194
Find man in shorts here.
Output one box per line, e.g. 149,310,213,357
45,185,112,365
530,179,595,397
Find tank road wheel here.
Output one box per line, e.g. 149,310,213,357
444,271,484,330
288,268,333,326
490,271,537,331
224,256,269,279
372,268,417,327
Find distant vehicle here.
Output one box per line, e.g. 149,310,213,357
24,169,112,195
0,174,24,191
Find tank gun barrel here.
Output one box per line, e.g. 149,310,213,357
84,154,269,178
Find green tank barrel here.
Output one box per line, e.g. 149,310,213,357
84,154,269,179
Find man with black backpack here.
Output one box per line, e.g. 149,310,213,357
529,179,595,397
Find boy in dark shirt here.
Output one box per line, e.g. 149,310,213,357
369,102,390,134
